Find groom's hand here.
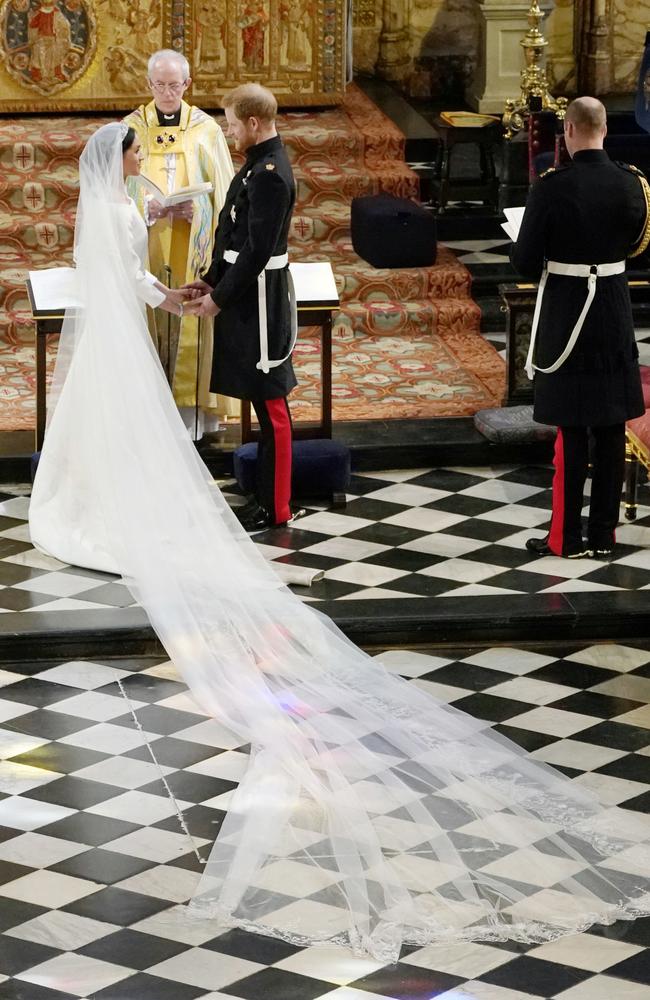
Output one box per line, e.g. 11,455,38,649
180,279,211,300
186,293,219,317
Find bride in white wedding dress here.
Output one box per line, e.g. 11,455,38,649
29,121,650,963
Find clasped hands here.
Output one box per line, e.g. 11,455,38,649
166,280,220,317
149,199,194,224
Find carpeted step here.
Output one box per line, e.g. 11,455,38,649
0,84,504,431
295,245,473,304
290,321,504,423
0,83,407,177
295,158,418,204
334,296,479,340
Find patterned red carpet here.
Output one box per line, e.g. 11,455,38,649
0,86,504,431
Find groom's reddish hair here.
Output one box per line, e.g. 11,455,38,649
222,83,277,123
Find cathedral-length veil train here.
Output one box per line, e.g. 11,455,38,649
30,123,650,963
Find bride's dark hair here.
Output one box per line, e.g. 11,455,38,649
121,126,136,153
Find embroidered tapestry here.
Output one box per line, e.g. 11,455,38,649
0,0,346,111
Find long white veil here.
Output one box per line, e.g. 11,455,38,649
30,123,650,963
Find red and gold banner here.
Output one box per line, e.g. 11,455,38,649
0,0,346,112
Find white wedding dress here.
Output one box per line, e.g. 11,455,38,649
29,123,650,963
30,198,164,574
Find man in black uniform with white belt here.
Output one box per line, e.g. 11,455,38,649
512,96,650,558
184,83,297,532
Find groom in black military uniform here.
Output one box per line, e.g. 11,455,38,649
184,83,297,531
512,96,650,559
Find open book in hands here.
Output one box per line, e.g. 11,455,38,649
138,175,213,208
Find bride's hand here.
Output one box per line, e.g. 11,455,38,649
183,298,201,315
148,200,168,222
165,288,187,305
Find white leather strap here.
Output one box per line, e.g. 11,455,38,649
524,259,626,380
223,249,288,268
222,250,296,374
547,260,625,278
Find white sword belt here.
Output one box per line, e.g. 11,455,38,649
524,259,626,380
223,249,297,374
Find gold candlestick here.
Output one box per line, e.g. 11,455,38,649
502,0,567,140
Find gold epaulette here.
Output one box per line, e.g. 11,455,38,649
539,167,556,178
630,170,650,258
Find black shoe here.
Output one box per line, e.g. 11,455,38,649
526,537,552,556
525,536,592,558
238,501,274,532
239,503,306,533
234,496,262,520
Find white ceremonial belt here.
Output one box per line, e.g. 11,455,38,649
524,258,626,380
546,261,625,278
222,250,297,374
223,249,288,268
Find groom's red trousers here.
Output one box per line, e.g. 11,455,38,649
251,397,293,525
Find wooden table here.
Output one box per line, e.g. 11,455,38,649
26,262,339,451
431,117,501,213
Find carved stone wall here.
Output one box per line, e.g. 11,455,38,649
545,0,576,92
0,0,347,112
353,0,648,98
408,0,478,98
545,0,647,95
353,0,478,98
610,0,647,92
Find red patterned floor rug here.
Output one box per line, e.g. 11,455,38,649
0,85,504,432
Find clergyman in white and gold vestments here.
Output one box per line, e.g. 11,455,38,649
125,48,235,435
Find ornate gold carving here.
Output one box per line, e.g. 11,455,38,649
353,0,375,27
0,0,97,95
502,1,568,140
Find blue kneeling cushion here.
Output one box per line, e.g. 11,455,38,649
234,439,351,497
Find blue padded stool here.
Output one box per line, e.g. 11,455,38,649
234,439,351,508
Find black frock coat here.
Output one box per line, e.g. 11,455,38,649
511,149,647,427
206,135,297,401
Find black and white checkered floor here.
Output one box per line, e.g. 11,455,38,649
1,462,650,614
0,640,649,999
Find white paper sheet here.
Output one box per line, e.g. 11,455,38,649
289,261,339,306
501,206,526,242
28,262,340,313
28,267,80,312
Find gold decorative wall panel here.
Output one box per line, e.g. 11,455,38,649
190,0,346,106
0,0,347,112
